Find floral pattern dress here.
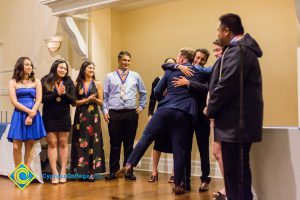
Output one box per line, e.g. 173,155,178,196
70,80,106,176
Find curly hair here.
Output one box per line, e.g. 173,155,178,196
12,57,35,83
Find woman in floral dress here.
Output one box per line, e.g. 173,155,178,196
70,61,105,181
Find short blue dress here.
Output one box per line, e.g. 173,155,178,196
7,88,46,142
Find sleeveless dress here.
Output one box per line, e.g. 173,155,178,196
70,81,106,175
7,88,46,142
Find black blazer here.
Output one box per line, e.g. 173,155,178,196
207,34,263,143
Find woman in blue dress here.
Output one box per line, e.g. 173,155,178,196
7,57,46,168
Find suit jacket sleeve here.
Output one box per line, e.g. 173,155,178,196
161,63,178,71
188,80,208,95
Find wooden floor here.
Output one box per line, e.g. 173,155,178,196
0,171,222,200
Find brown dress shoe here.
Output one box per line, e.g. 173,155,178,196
115,167,127,178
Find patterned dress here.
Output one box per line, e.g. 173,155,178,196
70,81,105,176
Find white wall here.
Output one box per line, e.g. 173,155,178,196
251,128,300,200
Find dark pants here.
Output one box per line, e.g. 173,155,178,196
127,108,193,186
194,115,211,183
221,142,253,200
108,109,138,173
183,115,210,186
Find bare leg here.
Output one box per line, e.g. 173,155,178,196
151,149,161,176
13,140,23,167
47,132,58,172
58,131,69,181
213,141,226,195
24,140,35,167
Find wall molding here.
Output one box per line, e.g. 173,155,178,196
0,89,9,96
128,156,222,178
39,0,138,16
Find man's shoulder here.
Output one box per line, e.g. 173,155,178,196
129,70,139,76
129,71,143,79
106,71,116,77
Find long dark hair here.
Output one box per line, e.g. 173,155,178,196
43,59,69,92
75,61,96,91
12,57,35,83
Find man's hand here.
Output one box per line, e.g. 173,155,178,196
136,107,142,114
178,65,194,77
104,113,110,123
172,76,190,87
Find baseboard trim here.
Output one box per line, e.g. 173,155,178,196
106,156,222,179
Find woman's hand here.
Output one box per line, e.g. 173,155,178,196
25,116,33,126
28,109,36,118
56,81,65,96
87,94,96,102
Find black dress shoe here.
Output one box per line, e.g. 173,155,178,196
173,185,185,195
105,173,117,180
124,172,136,180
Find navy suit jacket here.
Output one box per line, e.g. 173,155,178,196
154,63,207,119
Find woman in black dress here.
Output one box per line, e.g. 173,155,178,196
70,61,105,181
41,59,75,184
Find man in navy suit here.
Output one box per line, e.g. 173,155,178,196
115,47,208,195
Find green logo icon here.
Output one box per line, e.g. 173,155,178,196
9,162,36,190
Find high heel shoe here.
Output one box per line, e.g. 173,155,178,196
168,176,174,183
59,174,67,184
59,169,67,183
51,171,59,184
148,174,158,182
89,174,95,182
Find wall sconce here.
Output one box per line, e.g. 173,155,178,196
44,36,63,53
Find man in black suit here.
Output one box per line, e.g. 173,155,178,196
206,13,263,200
